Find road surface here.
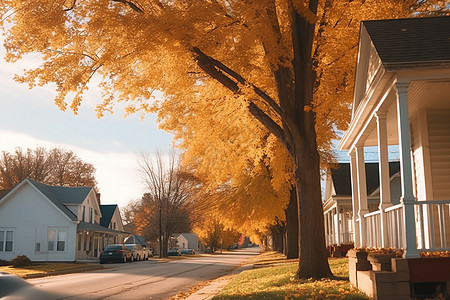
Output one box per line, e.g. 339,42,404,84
3,247,260,300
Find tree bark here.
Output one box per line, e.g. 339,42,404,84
294,144,331,278
285,187,299,259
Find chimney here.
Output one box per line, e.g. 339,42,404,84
96,193,101,205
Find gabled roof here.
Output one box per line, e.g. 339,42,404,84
124,235,149,247
27,178,92,205
100,204,118,228
362,16,450,66
26,179,83,221
331,162,400,197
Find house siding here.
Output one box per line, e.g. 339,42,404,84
428,110,450,200
411,112,427,201
0,183,77,261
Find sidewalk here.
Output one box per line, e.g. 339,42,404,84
185,263,254,300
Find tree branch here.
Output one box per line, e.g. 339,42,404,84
112,0,144,13
248,102,288,150
191,47,283,120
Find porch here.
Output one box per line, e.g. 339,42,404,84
338,17,450,257
75,222,126,261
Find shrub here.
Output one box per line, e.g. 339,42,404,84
11,255,32,268
0,259,11,266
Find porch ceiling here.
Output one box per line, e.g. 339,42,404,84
362,80,450,147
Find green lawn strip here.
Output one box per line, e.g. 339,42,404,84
213,257,368,300
0,263,97,278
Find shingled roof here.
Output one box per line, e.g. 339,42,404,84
100,204,118,228
331,162,400,197
362,16,450,67
28,178,92,205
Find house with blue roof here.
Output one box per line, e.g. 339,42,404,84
0,178,125,262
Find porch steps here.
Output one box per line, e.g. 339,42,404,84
354,259,411,300
350,254,450,299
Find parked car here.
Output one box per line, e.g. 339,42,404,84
168,248,181,256
125,244,145,261
142,247,153,259
180,249,195,255
100,244,133,264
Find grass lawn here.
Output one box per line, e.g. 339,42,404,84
0,263,97,278
212,251,369,300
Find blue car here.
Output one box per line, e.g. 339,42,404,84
168,248,181,256
180,249,195,255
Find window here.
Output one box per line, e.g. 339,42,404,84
82,206,86,222
48,228,67,252
35,243,41,252
0,229,14,252
89,207,93,223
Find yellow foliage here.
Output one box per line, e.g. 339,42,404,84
0,0,446,246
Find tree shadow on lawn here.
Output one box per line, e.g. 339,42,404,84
213,290,368,300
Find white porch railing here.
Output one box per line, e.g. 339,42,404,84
365,210,382,248
385,204,404,249
363,200,450,252
326,232,354,246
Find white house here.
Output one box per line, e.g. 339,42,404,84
323,162,401,248
339,16,450,257
176,233,199,250
0,178,125,262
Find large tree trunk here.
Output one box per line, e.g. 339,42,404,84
271,224,285,253
285,187,299,259
290,0,332,279
294,143,331,278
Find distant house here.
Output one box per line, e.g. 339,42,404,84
323,162,400,247
124,234,150,248
100,204,125,240
176,233,199,250
0,178,125,261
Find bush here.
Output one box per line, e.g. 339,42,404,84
0,259,11,266
11,255,32,268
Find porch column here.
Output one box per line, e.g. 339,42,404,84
376,111,391,248
327,211,333,245
395,82,419,258
356,144,369,247
349,149,361,247
336,206,341,245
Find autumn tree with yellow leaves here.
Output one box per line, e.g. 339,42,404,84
0,0,447,278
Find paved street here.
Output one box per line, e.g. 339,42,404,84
7,247,259,300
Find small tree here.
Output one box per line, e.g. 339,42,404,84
137,151,195,257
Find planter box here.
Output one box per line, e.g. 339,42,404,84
347,249,371,286
368,254,396,271
408,257,450,283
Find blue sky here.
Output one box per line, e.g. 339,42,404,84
0,43,174,209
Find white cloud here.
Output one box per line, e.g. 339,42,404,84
0,130,145,209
